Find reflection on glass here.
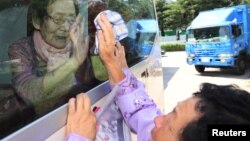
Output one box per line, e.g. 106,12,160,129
8,0,100,115
188,26,230,42
1,0,101,138
107,0,157,66
0,1,31,138
0,0,158,139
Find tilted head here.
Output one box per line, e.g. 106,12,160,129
181,83,250,141
152,83,250,141
30,0,79,49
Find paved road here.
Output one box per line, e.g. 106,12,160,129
161,51,250,113
160,35,186,44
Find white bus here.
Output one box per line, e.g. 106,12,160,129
0,0,164,140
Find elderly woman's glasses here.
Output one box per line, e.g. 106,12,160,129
47,15,76,25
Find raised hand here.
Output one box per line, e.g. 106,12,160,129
70,14,89,66
97,14,116,64
115,42,128,68
97,14,125,84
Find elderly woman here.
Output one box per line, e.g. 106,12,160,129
8,0,99,115
65,15,250,141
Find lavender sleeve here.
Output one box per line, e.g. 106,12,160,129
65,133,90,141
114,68,163,141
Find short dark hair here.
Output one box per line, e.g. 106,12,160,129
87,0,107,49
180,83,250,141
29,0,79,22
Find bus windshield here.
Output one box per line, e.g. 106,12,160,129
188,26,230,42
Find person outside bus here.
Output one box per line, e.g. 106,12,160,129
65,15,250,141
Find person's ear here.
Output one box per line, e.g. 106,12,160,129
32,15,41,30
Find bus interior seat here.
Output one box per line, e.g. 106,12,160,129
0,5,28,86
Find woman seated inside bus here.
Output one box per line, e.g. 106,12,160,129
65,14,250,141
8,0,101,116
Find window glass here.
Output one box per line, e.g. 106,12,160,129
0,0,158,139
0,1,30,138
106,0,158,66
188,26,230,42
232,24,242,38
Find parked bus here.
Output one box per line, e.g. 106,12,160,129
0,0,164,140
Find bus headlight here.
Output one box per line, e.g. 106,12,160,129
187,53,195,57
220,59,226,62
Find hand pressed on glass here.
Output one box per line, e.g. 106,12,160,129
66,94,96,141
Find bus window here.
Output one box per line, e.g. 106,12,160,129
0,1,31,138
0,0,101,139
106,0,158,66
88,0,158,68
1,0,160,140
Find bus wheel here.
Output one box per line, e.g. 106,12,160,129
195,65,205,73
235,56,246,75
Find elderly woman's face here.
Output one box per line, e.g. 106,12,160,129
40,0,76,49
151,97,202,141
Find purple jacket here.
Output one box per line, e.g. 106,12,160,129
66,68,162,141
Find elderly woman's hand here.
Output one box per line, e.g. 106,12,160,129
97,14,116,65
70,15,89,67
97,14,125,84
66,93,96,140
115,42,128,68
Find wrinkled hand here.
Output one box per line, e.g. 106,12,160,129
97,14,126,84
66,94,96,140
115,42,128,68
70,15,89,66
97,14,116,64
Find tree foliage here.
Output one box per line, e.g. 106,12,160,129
156,0,168,35
156,0,250,33
107,0,134,22
108,0,155,22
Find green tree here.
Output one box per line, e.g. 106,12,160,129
108,0,134,22
108,0,155,22
241,0,250,4
164,2,184,30
131,0,155,18
194,0,241,12
157,0,250,36
156,0,168,36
